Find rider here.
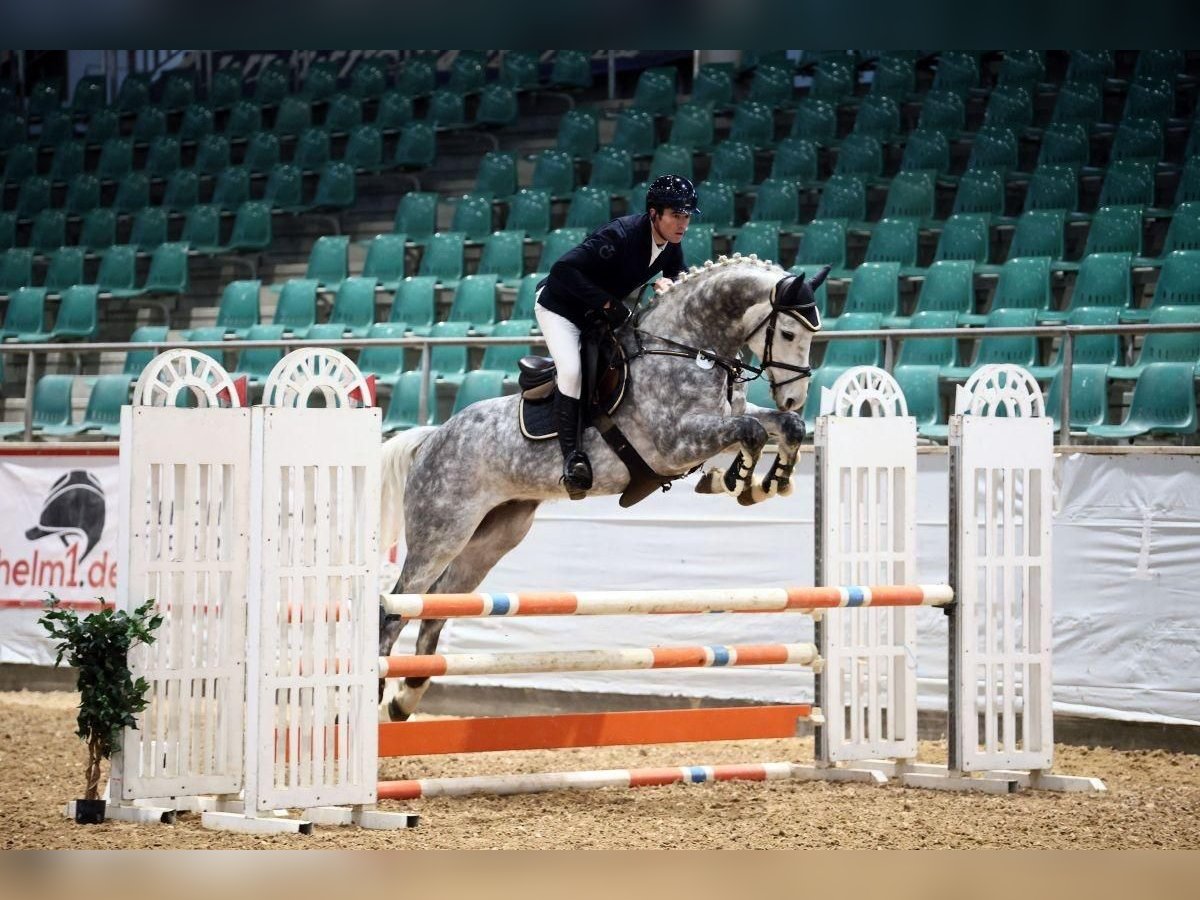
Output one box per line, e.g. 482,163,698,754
535,174,699,495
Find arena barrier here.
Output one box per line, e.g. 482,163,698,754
95,352,1101,835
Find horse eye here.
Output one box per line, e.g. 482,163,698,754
781,330,796,341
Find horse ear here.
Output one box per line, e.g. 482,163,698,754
807,265,831,292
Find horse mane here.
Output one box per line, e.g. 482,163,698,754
656,252,787,302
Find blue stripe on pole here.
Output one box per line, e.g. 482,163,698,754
710,646,731,666
846,586,867,607
489,594,512,615
687,766,708,783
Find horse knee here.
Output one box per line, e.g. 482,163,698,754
738,417,769,453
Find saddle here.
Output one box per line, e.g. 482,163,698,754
517,329,628,441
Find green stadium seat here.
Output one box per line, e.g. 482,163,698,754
2,142,36,185
161,169,200,212
682,223,714,265
771,137,819,183
802,312,885,429
349,59,388,99
449,192,495,241
49,140,85,184
810,58,856,105
899,128,950,179
842,262,901,318
257,64,294,107
834,133,883,179
889,259,976,327
382,371,438,432
160,70,197,111
1109,306,1200,377
355,322,410,388
1044,364,1111,433
1122,77,1173,123
388,275,437,335
14,177,52,220
894,310,961,368
632,67,677,116
429,321,471,385
209,68,244,108
273,97,312,137
984,85,1033,132
852,94,900,141
210,165,251,211
669,103,715,152
396,56,436,97
0,286,47,340
530,149,574,198
931,51,978,98
375,91,414,131
556,109,599,159
343,125,385,172
452,370,507,416
997,50,1045,94
815,174,867,223
477,230,527,286
360,234,407,291
538,228,586,271
418,231,466,286
42,246,85,294
1085,206,1144,258
1029,306,1123,379
870,55,915,100
589,146,634,198
1110,117,1164,165
293,127,330,172
63,173,101,216
696,181,736,234
941,307,1040,381
70,75,108,116
271,279,319,336
707,140,755,190
693,64,734,109
647,143,693,182
428,90,466,128
967,126,1019,176
748,64,793,110
327,276,378,337
144,136,181,179
96,137,134,182
37,110,75,147
82,109,119,147
1097,160,1155,210
733,221,781,264
961,255,1052,325
448,54,486,95
178,104,215,142
1037,123,1092,171
324,93,363,133
109,242,190,300
29,210,66,255
1052,81,1102,129
952,169,1006,218
480,320,534,381
1008,209,1066,263
790,98,838,146
1087,363,1198,441
0,211,14,251
393,123,436,170
0,374,74,439
729,102,775,149
132,105,167,142
505,189,551,239
0,248,34,295
392,192,438,247
1040,253,1132,323
893,365,944,433
1065,51,1113,86
1122,250,1200,323
882,171,936,224
500,51,540,92
510,271,545,323
475,151,518,199
51,286,100,343
79,208,116,251
794,218,849,280
229,324,287,387
1023,165,1078,214
548,51,592,90
916,90,965,138
201,279,262,338
934,214,991,267
447,274,499,334
565,186,611,233
864,218,919,269
750,178,800,228
74,374,135,437
122,325,169,376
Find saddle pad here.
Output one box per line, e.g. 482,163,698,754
519,395,558,440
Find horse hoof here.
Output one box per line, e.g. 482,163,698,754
694,470,722,494
387,697,410,722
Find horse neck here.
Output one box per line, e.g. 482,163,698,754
639,268,777,357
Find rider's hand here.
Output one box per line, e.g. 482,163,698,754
654,278,673,294
603,301,631,327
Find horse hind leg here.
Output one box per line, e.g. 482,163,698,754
386,499,540,721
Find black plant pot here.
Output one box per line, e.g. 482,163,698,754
74,798,106,825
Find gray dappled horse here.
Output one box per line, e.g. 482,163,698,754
378,255,828,720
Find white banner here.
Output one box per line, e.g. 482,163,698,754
0,449,119,663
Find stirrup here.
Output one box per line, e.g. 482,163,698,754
562,451,593,499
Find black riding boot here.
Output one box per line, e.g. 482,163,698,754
555,389,593,498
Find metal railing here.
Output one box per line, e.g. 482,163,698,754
3,320,1200,445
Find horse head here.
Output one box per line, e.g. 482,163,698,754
752,264,829,413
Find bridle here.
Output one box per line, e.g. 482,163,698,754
629,273,822,403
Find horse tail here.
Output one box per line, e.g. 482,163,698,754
380,426,437,555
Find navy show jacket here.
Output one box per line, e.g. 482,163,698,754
537,213,685,328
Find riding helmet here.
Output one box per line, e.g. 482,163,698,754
646,174,701,215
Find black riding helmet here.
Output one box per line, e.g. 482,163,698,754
646,174,701,216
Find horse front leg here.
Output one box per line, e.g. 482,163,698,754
681,414,770,504
740,405,807,503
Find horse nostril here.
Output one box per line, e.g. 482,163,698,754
784,397,796,410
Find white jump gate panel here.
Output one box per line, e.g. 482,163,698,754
115,405,251,800
951,412,1055,773
814,367,918,765
244,405,382,813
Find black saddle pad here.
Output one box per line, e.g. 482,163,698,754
519,331,629,441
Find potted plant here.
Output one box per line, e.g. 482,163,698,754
39,595,162,825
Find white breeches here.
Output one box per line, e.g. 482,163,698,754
534,293,583,399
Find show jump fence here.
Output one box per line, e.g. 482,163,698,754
84,351,1100,834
